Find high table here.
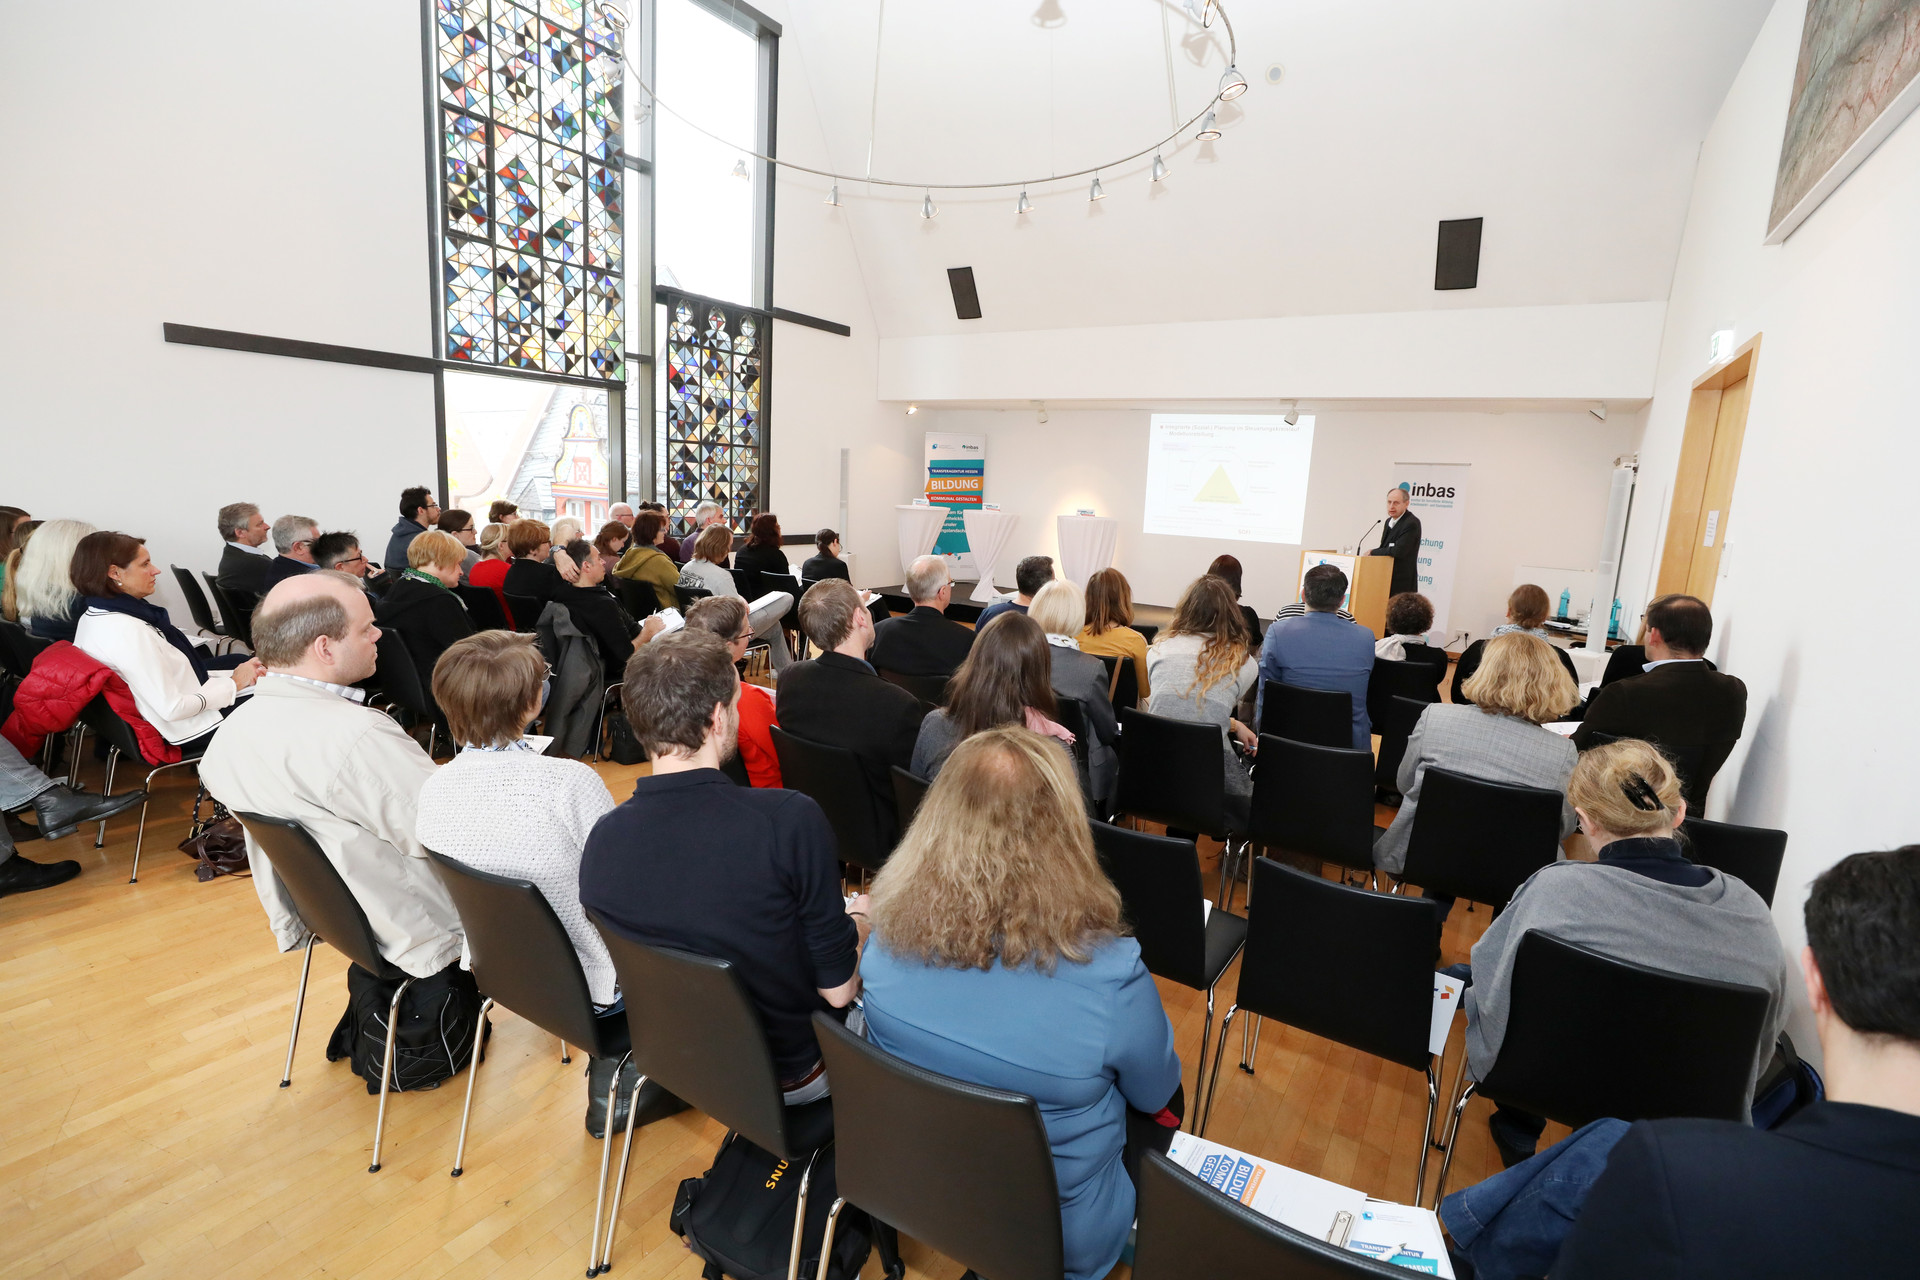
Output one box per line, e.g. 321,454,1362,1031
960,509,1021,603
894,504,948,581
1055,514,1119,589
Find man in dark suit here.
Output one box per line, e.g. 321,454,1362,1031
1556,845,1920,1279
776,579,926,845
871,555,974,679
1369,486,1422,596
1572,594,1745,805
215,501,273,598
261,515,320,591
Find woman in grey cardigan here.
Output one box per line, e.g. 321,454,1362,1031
1375,632,1581,877
1027,580,1118,803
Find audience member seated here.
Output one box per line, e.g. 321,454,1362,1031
261,514,321,591
733,512,793,580
1145,575,1259,825
609,503,634,529
591,520,629,575
501,519,561,606
0,506,29,599
14,518,95,642
1572,593,1747,804
373,530,476,697
1375,592,1435,660
0,736,148,897
777,580,926,844
913,611,1076,782
2,519,40,622
680,524,793,671
216,501,273,599
467,524,511,614
550,538,642,680
1451,583,1580,701
1076,567,1151,701
870,554,975,679
583,629,867,1105
976,554,1056,629
200,572,464,981
435,509,480,582
312,531,370,582
862,727,1183,1280
71,531,262,752
1374,632,1579,884
612,510,683,611
675,499,726,565
632,502,681,562
1204,553,1266,647
1462,739,1787,1166
1555,843,1920,1279
1028,580,1119,801
1257,563,1375,748
488,499,520,526
684,595,781,787
800,527,850,583
383,485,440,571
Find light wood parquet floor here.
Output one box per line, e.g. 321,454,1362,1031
0,725,1551,1280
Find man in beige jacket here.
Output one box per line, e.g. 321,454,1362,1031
200,572,460,978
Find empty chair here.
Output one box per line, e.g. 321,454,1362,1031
589,924,836,1280
1397,768,1566,910
452,583,512,631
203,572,256,648
234,812,433,1174
1111,709,1245,889
1434,930,1773,1201
1682,815,1789,907
770,725,891,873
1134,623,1159,645
1246,734,1380,879
1257,680,1352,750
1090,820,1247,1127
503,592,542,632
889,766,930,836
170,565,232,650
1365,657,1442,728
1372,694,1430,796
1202,860,1444,1205
877,668,949,709
77,694,210,877
812,1013,1062,1280
368,628,447,758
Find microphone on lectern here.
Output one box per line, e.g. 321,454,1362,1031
1356,518,1382,553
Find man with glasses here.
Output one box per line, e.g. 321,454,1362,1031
384,486,441,571
261,514,321,591
313,531,370,582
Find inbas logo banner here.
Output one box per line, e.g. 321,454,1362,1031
1400,482,1456,499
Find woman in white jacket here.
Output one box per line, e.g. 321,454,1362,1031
71,532,262,751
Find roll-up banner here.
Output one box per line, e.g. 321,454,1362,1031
925,433,986,579
1391,462,1470,636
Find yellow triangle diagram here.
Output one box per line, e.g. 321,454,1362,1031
1195,464,1241,504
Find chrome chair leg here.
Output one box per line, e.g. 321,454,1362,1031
1431,1080,1480,1205
451,996,494,1176
368,977,416,1173
813,1198,848,1280
587,1052,634,1276
281,936,316,1087
1438,1046,1470,1152
95,747,121,848
560,1040,571,1064
1240,1013,1265,1074
595,1065,649,1276
1415,1061,1439,1207
784,1146,826,1280
1190,987,1214,1132
128,758,204,882
1200,1006,1239,1137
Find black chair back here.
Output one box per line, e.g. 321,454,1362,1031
1682,816,1788,906
1112,656,1140,711
1135,623,1159,645
204,573,256,646
453,584,512,631
373,628,437,723
673,584,711,611
1372,695,1429,792
1090,821,1211,990
608,576,659,621
890,766,930,837
1598,644,1648,687
1399,642,1449,670
589,919,810,1160
1366,657,1442,727
234,812,399,979
171,566,226,639
1399,768,1565,909
770,725,890,871
813,1014,1064,1280
426,851,617,1055
1133,1150,1406,1280
77,693,160,766
878,668,949,709
1053,694,1091,766
1479,931,1771,1128
729,567,764,600
762,571,803,603
1113,707,1231,838
1582,728,1715,811
0,618,49,682
504,593,543,632
1258,681,1351,749
1247,735,1379,874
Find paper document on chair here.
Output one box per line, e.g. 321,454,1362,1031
1347,1201,1455,1276
1542,721,1580,737
749,591,789,613
1202,898,1212,924
1163,1132,1367,1241
1430,973,1465,1057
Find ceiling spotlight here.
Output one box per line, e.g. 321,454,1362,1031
921,191,938,219
1590,402,1609,421
1219,66,1248,101
594,2,629,33
1017,188,1033,215
1283,401,1300,426
731,157,749,179
1196,111,1221,141
1088,174,1106,202
824,183,841,206
1202,0,1218,28
907,404,918,415
1151,153,1168,182
1036,400,1049,424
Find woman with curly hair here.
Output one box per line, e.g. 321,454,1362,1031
1145,574,1260,823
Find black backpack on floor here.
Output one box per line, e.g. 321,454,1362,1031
325,960,486,1095
670,1132,903,1280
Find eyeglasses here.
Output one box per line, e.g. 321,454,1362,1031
340,553,368,565
733,629,755,644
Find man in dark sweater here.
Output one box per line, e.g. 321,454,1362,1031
871,554,975,679
975,554,1055,630
582,630,867,1102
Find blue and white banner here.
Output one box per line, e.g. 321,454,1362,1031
1391,463,1470,636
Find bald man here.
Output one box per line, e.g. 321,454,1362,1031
870,554,976,678
1369,486,1423,596
199,572,462,980
610,503,635,528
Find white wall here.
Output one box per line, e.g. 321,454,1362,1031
1611,0,1920,1054
906,405,1644,634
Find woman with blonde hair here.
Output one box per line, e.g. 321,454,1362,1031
15,518,97,641
1028,579,1118,800
861,726,1183,1280
1076,567,1150,700
1376,632,1580,879
1145,574,1260,822
1458,738,1788,1164
2,520,42,622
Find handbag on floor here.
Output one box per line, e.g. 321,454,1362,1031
325,961,487,1095
604,709,648,766
179,813,250,881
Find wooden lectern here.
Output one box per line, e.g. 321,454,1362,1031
1297,551,1394,639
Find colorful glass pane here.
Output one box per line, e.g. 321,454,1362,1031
657,291,768,535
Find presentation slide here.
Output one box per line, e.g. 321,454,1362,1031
1142,414,1316,544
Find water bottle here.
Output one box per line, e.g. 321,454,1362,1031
1608,598,1621,639
1556,588,1570,620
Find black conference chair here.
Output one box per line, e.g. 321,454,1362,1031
1133,1149,1409,1280
762,570,804,614
1597,643,1648,687
504,592,543,633
1582,728,1718,811
1111,709,1246,899
453,584,512,632
673,583,712,611
369,628,448,758
1365,657,1442,729
235,812,428,1173
1682,815,1788,906
77,694,208,877
1203,860,1444,1205
890,766,930,837
171,565,232,651
1399,642,1450,671
608,576,659,622
877,668,949,710
1396,768,1565,910
1093,652,1141,712
1091,820,1247,1127
589,923,837,1280
813,1014,1062,1280
426,853,626,1273
1433,930,1773,1202
1246,735,1381,882
1054,694,1094,778
729,566,764,601
770,726,892,874
1372,695,1430,797
1258,681,1352,750
203,573,256,648
1135,623,1159,645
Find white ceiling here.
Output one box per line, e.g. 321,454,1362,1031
768,0,1774,338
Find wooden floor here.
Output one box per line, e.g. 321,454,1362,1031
0,747,1542,1279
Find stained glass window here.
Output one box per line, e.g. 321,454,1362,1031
435,0,624,381
660,292,762,535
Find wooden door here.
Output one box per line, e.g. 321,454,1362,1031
1654,336,1761,607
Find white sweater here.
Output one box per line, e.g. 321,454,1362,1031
73,608,237,744
416,749,619,1004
